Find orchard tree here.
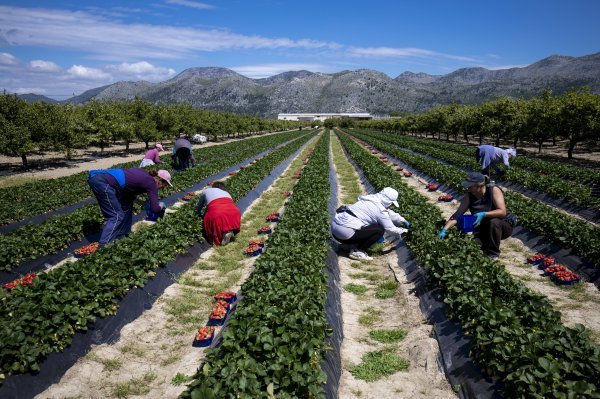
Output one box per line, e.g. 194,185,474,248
130,98,158,149
524,90,560,153
559,88,600,159
0,94,34,167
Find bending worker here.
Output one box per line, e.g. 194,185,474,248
438,172,517,260
88,168,172,247
140,143,164,167
331,187,410,261
475,144,516,177
195,181,241,246
172,136,196,170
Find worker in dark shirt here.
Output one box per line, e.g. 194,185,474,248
88,168,172,246
172,137,196,170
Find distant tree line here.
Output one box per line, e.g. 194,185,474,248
0,95,300,167
340,88,600,159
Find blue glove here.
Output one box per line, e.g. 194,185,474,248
159,201,166,210
403,220,411,228
438,228,447,239
473,212,486,227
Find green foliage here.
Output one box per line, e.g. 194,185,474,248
368,328,408,343
0,132,313,378
349,349,409,382
344,283,369,295
336,130,600,398
183,133,331,398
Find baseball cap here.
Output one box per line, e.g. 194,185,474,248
462,172,486,188
381,187,399,208
157,170,173,187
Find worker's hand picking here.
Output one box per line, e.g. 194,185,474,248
473,212,486,227
438,228,447,239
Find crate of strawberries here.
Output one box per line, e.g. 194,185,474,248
207,302,229,326
192,326,215,347
214,291,237,303
258,226,272,235
403,171,413,177
74,242,99,258
243,244,263,256
438,194,454,202
426,183,439,191
527,253,546,265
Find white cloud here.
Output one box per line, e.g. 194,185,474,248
106,61,176,80
0,52,19,65
67,65,112,80
29,60,61,72
348,46,477,63
0,6,338,61
165,0,215,10
231,63,332,78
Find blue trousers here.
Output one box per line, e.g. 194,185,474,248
88,174,133,246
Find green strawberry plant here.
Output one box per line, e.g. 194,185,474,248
337,131,600,398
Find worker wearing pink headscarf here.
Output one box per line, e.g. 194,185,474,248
140,143,164,167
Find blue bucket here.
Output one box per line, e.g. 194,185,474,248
457,214,477,233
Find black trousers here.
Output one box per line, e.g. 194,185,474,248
474,218,513,256
175,147,191,170
334,224,384,251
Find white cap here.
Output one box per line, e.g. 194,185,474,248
380,187,399,208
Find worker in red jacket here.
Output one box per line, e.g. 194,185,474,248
195,181,241,245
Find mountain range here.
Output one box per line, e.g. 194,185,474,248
20,52,600,117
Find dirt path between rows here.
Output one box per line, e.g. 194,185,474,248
37,136,316,399
331,132,456,398
389,162,600,344
0,130,296,185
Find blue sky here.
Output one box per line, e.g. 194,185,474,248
1,0,599,99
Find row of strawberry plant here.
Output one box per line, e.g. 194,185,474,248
337,131,600,398
358,129,599,209
0,130,305,225
347,130,600,270
0,132,308,272
370,129,600,185
182,134,331,398
0,132,314,380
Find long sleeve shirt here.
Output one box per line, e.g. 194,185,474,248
121,169,162,213
331,198,407,240
195,187,232,213
477,145,511,169
144,148,162,163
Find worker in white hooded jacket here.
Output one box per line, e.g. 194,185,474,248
331,187,410,261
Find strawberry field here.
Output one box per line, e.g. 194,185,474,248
1,127,599,399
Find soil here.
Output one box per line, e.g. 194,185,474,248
332,133,456,398
396,168,600,344
36,134,315,399
0,131,294,183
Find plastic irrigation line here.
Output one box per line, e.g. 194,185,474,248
339,141,503,399
322,248,342,399
510,225,600,289
361,136,600,224
0,198,96,234
393,243,503,399
321,146,342,399
0,140,308,399
0,138,303,286
355,139,600,290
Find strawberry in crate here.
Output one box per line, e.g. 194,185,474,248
74,242,100,258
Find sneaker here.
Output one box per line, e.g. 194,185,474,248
486,253,499,261
349,250,373,261
221,231,234,246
